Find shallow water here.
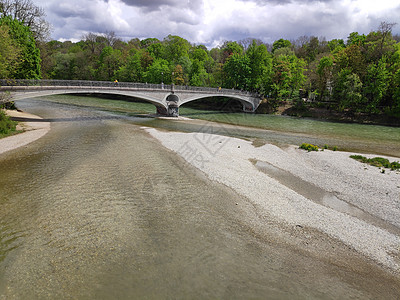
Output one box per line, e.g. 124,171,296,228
40,95,400,157
0,98,399,299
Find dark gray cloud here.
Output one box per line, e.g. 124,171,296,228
117,0,200,12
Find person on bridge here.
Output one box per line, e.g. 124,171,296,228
114,79,119,86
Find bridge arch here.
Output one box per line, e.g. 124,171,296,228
177,94,256,112
2,89,169,112
1,80,262,116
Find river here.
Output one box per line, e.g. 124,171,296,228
0,96,399,299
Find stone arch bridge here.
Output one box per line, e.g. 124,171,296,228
0,80,262,116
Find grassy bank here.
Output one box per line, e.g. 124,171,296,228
0,110,18,138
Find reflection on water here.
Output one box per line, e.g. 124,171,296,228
0,97,399,298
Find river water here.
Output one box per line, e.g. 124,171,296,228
0,96,399,299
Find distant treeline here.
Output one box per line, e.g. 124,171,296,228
1,8,400,119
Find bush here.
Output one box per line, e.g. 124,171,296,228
300,143,319,152
0,110,17,136
350,155,400,170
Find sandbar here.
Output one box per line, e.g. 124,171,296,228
146,127,400,274
0,110,50,155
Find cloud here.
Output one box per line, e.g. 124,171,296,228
34,0,400,47
117,0,202,13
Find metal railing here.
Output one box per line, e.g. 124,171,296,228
0,79,261,98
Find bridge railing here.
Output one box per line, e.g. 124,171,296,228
0,79,261,98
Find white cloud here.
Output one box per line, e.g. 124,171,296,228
34,0,400,47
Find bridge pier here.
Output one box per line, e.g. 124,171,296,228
166,92,179,117
167,103,179,117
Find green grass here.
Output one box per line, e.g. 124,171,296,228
350,155,400,170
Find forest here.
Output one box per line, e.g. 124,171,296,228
1,0,400,123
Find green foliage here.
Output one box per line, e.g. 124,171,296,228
299,143,319,152
164,35,190,63
246,41,273,92
0,16,41,79
363,58,390,112
221,41,244,63
0,23,20,78
95,46,122,81
0,110,17,136
270,54,306,100
272,39,292,53
223,53,251,89
328,39,345,53
332,69,363,111
144,58,170,84
350,155,400,170
116,49,152,82
347,32,366,46
316,56,334,100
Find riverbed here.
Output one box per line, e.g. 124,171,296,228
0,97,399,299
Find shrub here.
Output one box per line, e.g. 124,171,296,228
300,143,319,152
350,155,400,171
0,110,17,136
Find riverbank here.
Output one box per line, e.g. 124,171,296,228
146,126,400,275
0,110,50,155
275,101,400,127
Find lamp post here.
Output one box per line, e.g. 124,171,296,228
161,72,164,89
171,71,175,92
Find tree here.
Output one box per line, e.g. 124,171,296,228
172,64,185,85
190,58,209,86
316,56,334,100
144,58,170,84
363,58,390,112
51,52,76,80
164,35,190,63
305,36,320,62
363,22,397,63
146,42,165,60
96,46,122,81
332,69,363,111
0,16,41,78
221,41,243,63
378,21,397,54
327,39,345,53
223,53,251,89
0,23,20,78
246,40,272,92
116,49,153,82
391,69,400,116
270,54,306,100
335,44,366,79
346,32,366,46
272,39,292,53
0,0,51,41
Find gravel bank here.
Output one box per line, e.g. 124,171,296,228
0,110,50,155
146,127,400,273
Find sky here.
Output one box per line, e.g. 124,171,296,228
34,0,400,48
